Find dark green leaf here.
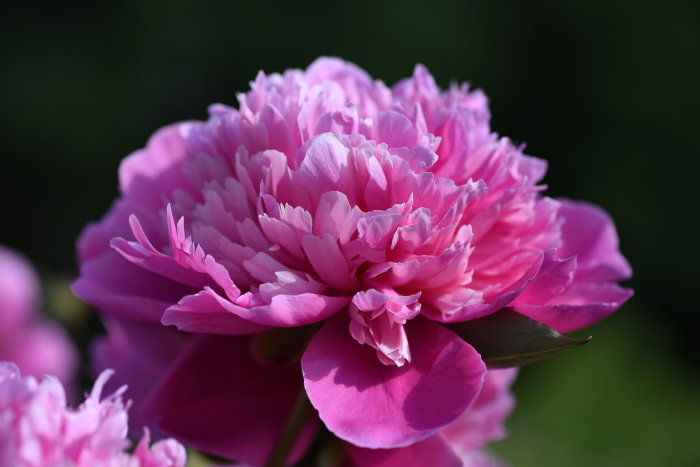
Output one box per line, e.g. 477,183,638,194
446,309,591,368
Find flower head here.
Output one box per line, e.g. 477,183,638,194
75,57,632,464
0,362,186,467
0,246,77,386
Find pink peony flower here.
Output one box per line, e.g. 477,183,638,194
74,57,632,464
0,361,186,467
0,246,77,386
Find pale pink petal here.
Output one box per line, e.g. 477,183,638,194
0,246,77,388
132,429,187,467
0,247,38,327
5,323,77,389
302,233,358,291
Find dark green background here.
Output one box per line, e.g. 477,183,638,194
2,1,698,465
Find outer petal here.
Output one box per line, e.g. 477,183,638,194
513,283,634,333
143,334,317,466
345,435,462,467
555,199,632,281
512,200,633,332
302,315,485,448
91,318,188,438
164,286,350,330
162,288,270,334
441,368,517,450
73,250,191,324
118,123,200,211
433,250,546,323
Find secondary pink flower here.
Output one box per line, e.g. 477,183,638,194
74,57,632,464
0,246,77,386
0,361,186,467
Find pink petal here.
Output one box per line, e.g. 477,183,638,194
298,133,352,202
312,191,362,243
91,318,188,439
373,111,419,149
556,199,632,281
162,287,269,334
302,315,486,448
441,368,517,450
433,250,546,323
73,250,191,323
6,323,78,390
144,334,318,466
0,246,38,330
513,282,634,333
511,200,633,332
302,233,358,291
118,123,199,212
345,435,462,467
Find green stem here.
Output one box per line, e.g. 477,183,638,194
265,385,313,467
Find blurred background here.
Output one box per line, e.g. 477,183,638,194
1,0,698,465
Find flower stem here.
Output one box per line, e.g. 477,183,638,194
265,384,313,467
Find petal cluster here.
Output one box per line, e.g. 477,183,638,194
0,246,77,386
75,57,632,464
0,362,185,467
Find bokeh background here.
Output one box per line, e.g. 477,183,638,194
2,1,699,465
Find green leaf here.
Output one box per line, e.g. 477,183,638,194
446,309,591,368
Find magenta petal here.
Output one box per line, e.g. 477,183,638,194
345,435,462,467
118,123,199,211
244,293,351,327
144,334,317,465
513,282,634,333
441,368,518,450
302,315,485,448
556,199,632,281
92,318,188,439
162,287,269,335
436,250,546,323
511,200,633,332
73,250,191,323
